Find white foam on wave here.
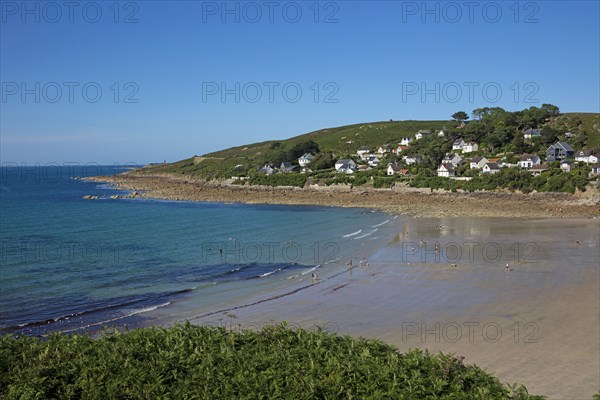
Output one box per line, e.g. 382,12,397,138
354,229,378,240
301,265,321,275
372,220,390,227
343,229,362,238
259,268,283,278
60,301,172,333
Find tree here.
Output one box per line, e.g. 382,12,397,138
452,111,469,125
311,152,335,170
540,126,559,145
541,104,560,119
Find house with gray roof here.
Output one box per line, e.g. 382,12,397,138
482,162,500,174
546,142,574,162
334,159,357,174
524,128,542,139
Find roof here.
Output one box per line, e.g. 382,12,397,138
388,163,403,172
299,153,314,159
519,154,538,161
576,149,594,157
453,138,464,145
416,130,431,134
439,163,455,171
531,163,549,171
443,153,461,160
464,142,477,146
524,128,542,134
357,146,369,151
548,142,574,152
281,162,292,168
484,162,500,170
471,156,484,163
336,159,353,164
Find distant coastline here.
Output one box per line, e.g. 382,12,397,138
87,172,600,218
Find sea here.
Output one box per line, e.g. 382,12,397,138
0,165,402,336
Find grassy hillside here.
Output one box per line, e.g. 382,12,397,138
561,113,600,149
0,324,544,399
205,120,449,159
141,120,449,178
140,111,599,182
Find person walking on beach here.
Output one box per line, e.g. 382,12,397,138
347,259,353,269
312,273,318,284
505,263,510,272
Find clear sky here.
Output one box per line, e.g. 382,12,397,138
1,0,599,164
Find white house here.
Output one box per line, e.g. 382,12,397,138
298,153,314,167
590,164,600,176
575,150,598,164
524,128,542,140
387,163,407,176
367,155,381,167
462,142,478,153
377,145,392,155
442,153,463,166
517,154,541,169
437,129,446,137
437,163,455,177
452,138,465,151
258,164,276,175
415,130,431,140
470,156,488,170
356,146,370,158
402,155,420,165
560,160,574,172
394,145,410,155
335,159,357,174
481,162,500,174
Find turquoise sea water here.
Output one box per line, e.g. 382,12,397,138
0,166,398,335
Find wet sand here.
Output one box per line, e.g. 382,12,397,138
182,217,600,399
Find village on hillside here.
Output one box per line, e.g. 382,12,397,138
255,129,598,178
243,107,599,194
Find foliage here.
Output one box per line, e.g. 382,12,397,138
451,111,469,124
310,152,336,170
410,167,590,194
0,324,545,399
259,140,320,166
373,176,396,188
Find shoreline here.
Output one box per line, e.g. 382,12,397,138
87,172,600,218
181,216,600,399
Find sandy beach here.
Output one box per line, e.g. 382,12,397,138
87,172,600,397
149,216,600,399
87,173,600,218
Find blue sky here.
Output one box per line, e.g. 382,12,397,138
1,0,599,164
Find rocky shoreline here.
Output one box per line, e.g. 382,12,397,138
85,173,600,218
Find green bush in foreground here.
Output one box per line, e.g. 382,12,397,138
0,323,545,399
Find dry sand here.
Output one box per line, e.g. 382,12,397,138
180,217,600,399
90,173,600,397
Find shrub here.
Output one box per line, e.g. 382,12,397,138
0,324,544,399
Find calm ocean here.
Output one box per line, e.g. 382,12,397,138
0,165,399,336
